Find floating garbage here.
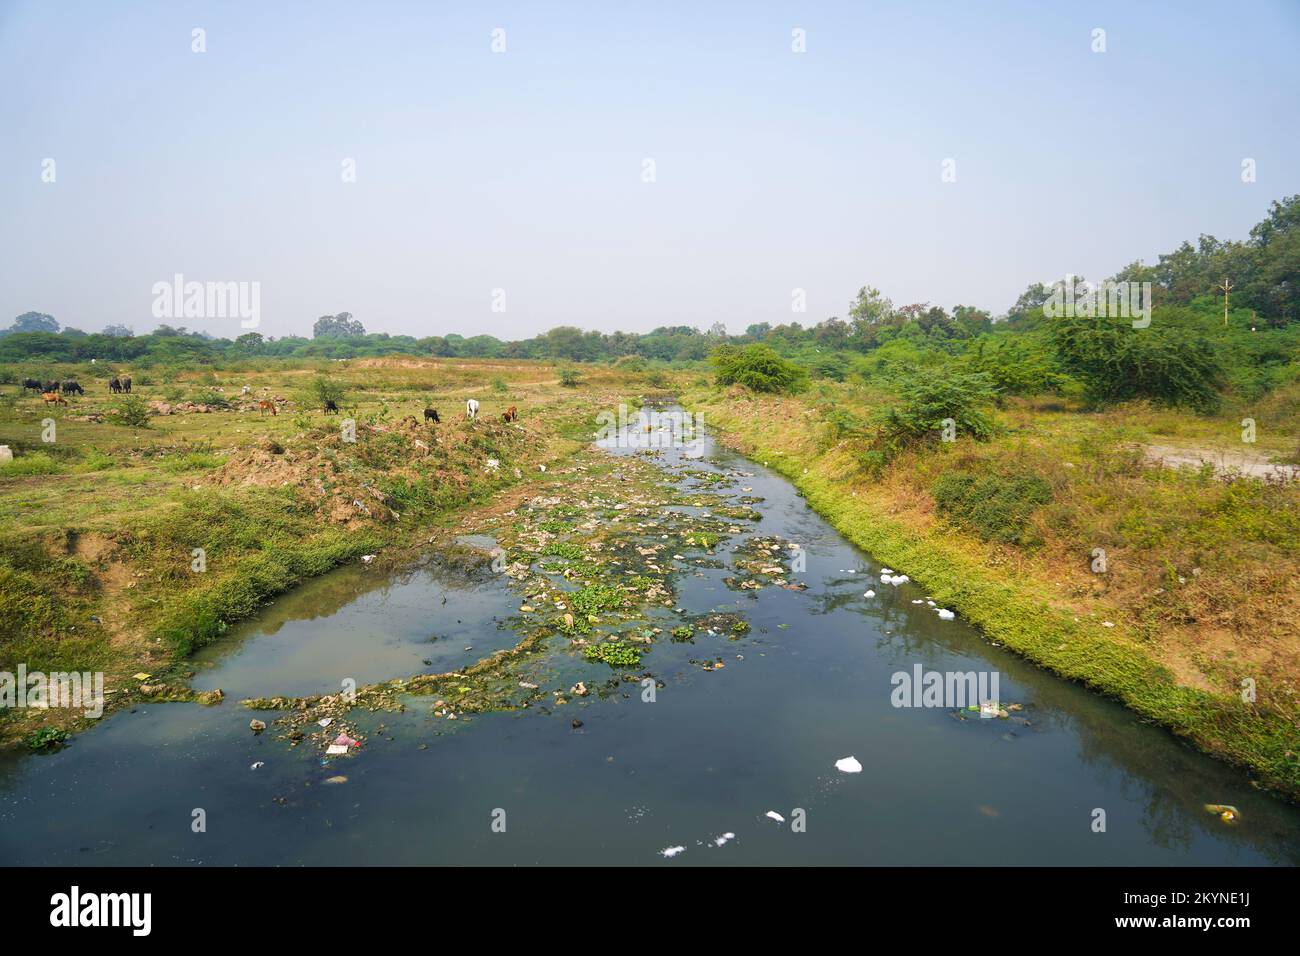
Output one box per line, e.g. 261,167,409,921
327,733,359,756
323,775,348,785
660,845,686,858
361,554,377,563
318,717,332,728
863,590,875,598
249,719,266,734
1204,804,1241,824
713,832,736,846
937,609,955,620
835,756,863,774
765,811,785,823
250,762,264,770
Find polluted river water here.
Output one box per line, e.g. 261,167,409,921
2,407,1298,865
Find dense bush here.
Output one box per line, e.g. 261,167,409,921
1048,313,1225,412
960,333,1068,399
875,368,997,449
711,344,806,393
931,468,1053,545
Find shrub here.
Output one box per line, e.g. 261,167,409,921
110,395,151,428
710,344,807,394
1048,312,1225,412
490,377,508,393
961,334,1068,399
559,368,582,388
307,375,347,408
873,368,997,457
190,390,231,409
931,468,1053,545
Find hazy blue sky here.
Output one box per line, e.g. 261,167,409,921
2,0,1298,340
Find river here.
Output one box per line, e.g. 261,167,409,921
2,408,1297,865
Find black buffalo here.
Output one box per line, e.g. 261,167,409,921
121,377,132,393
62,380,84,395
22,378,42,391
423,407,440,423
323,399,339,414
109,377,122,393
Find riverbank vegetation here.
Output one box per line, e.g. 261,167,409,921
0,360,658,747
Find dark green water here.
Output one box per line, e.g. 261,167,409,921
2,415,1297,865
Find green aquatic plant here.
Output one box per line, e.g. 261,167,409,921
582,641,643,668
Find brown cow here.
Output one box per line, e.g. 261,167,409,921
258,399,277,416
505,405,518,421
41,391,66,405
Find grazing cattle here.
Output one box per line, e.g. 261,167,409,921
109,377,122,393
505,405,518,422
62,380,84,395
258,399,277,416
323,399,339,414
43,380,60,393
22,379,42,392
465,399,480,420
121,377,132,393
41,391,66,405
423,407,440,423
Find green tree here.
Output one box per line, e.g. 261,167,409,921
313,312,366,338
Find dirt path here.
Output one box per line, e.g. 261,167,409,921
1141,443,1299,481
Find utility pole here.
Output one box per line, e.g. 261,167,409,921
1217,277,1234,327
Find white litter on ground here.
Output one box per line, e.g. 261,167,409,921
835,756,863,774
660,845,686,858
765,811,785,823
361,554,376,563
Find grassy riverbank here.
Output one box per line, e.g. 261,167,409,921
683,382,1300,799
0,358,652,748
